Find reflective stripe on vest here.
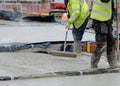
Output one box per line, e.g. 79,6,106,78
92,9,110,17
69,0,84,14
69,8,80,14
75,13,88,25
91,0,111,21
94,0,111,9
74,0,89,28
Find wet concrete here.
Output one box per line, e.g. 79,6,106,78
0,53,91,76
0,19,95,44
0,52,119,86
0,19,119,86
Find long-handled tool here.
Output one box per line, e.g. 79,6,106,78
116,0,120,61
63,30,68,52
50,29,77,58
35,29,77,58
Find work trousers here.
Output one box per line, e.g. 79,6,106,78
72,17,89,41
72,17,89,53
91,20,117,67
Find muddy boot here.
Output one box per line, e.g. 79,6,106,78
109,63,118,68
107,54,118,68
73,40,82,54
107,43,118,68
91,43,105,68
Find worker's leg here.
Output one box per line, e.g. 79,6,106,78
91,35,106,68
91,22,107,68
107,25,118,67
73,39,82,53
72,17,88,53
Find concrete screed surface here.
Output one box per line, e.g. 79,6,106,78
0,19,95,44
0,53,119,86
0,20,120,86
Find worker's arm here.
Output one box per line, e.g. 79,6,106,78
67,0,81,26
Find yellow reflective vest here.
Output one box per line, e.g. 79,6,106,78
67,0,89,29
90,0,112,21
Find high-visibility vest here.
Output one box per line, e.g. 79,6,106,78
67,0,89,29
90,0,112,21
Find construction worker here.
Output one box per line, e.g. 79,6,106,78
90,0,118,68
64,0,89,53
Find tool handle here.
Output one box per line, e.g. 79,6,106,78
63,30,68,52
115,0,120,61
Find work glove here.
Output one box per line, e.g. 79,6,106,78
65,23,73,30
